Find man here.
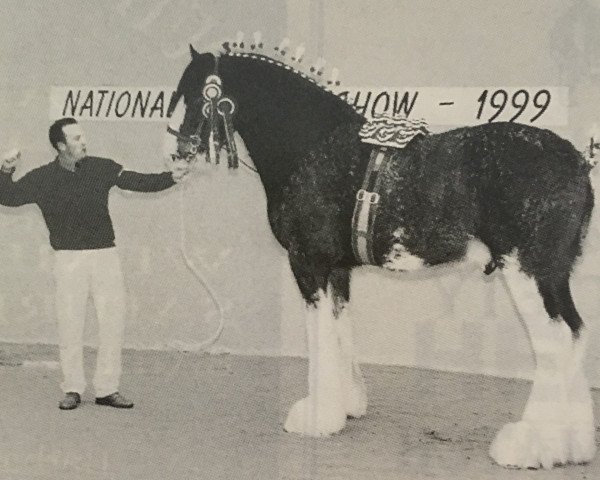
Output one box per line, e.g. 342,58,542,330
0,117,189,410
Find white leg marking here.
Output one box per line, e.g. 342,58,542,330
284,289,347,436
335,305,367,418
489,259,596,469
463,238,492,269
383,228,426,271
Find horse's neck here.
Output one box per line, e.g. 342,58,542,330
220,56,362,204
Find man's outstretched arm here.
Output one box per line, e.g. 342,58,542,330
115,159,189,192
0,149,36,207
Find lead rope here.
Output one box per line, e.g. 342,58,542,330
171,139,257,353
168,181,225,352
163,73,245,352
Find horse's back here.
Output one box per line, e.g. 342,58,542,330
373,122,593,276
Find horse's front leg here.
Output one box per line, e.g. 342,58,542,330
283,260,348,436
330,267,367,419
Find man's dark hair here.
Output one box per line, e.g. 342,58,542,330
49,118,78,150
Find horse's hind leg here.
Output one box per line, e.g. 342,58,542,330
329,268,367,418
283,260,347,436
489,257,596,469
549,274,596,464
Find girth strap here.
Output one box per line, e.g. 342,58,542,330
351,147,391,265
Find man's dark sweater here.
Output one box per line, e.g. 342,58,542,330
0,156,175,250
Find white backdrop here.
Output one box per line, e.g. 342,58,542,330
1,0,600,385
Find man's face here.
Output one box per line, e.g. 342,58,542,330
58,123,87,162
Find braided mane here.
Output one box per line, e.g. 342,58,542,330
218,32,360,116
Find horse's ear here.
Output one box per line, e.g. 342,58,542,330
189,44,216,67
189,44,201,60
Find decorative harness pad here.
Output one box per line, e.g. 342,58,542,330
352,115,429,265
359,114,429,149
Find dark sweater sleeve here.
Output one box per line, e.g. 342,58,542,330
0,170,37,206
115,170,176,192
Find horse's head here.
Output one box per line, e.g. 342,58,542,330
164,38,364,173
164,46,239,168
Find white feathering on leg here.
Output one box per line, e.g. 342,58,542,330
335,305,367,418
284,289,346,436
489,260,596,469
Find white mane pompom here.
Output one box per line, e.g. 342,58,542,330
219,32,343,93
207,41,224,58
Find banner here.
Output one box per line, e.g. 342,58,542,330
337,87,569,126
50,86,569,126
49,87,175,122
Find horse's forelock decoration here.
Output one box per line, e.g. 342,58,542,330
167,37,597,470
167,66,239,168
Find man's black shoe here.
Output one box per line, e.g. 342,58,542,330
95,392,134,409
59,392,81,410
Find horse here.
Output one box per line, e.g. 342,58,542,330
164,41,596,470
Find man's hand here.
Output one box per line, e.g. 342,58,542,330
1,148,20,173
170,158,190,183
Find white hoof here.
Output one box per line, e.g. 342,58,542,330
284,396,346,437
568,423,597,465
346,379,368,419
490,421,553,469
489,421,596,469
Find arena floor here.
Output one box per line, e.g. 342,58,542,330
0,343,598,480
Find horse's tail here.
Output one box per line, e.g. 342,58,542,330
578,176,595,255
534,177,593,336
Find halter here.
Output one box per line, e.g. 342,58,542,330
167,72,239,169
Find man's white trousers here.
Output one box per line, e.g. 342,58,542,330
53,247,126,397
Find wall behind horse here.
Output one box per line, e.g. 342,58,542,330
2,0,600,386
0,0,288,355
281,0,600,386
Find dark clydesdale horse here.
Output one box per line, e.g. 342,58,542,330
164,42,596,470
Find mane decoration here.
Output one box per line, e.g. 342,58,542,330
220,31,342,94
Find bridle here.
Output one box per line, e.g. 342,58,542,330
167,72,240,169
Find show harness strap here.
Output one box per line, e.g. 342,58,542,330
351,147,391,264
351,115,430,265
